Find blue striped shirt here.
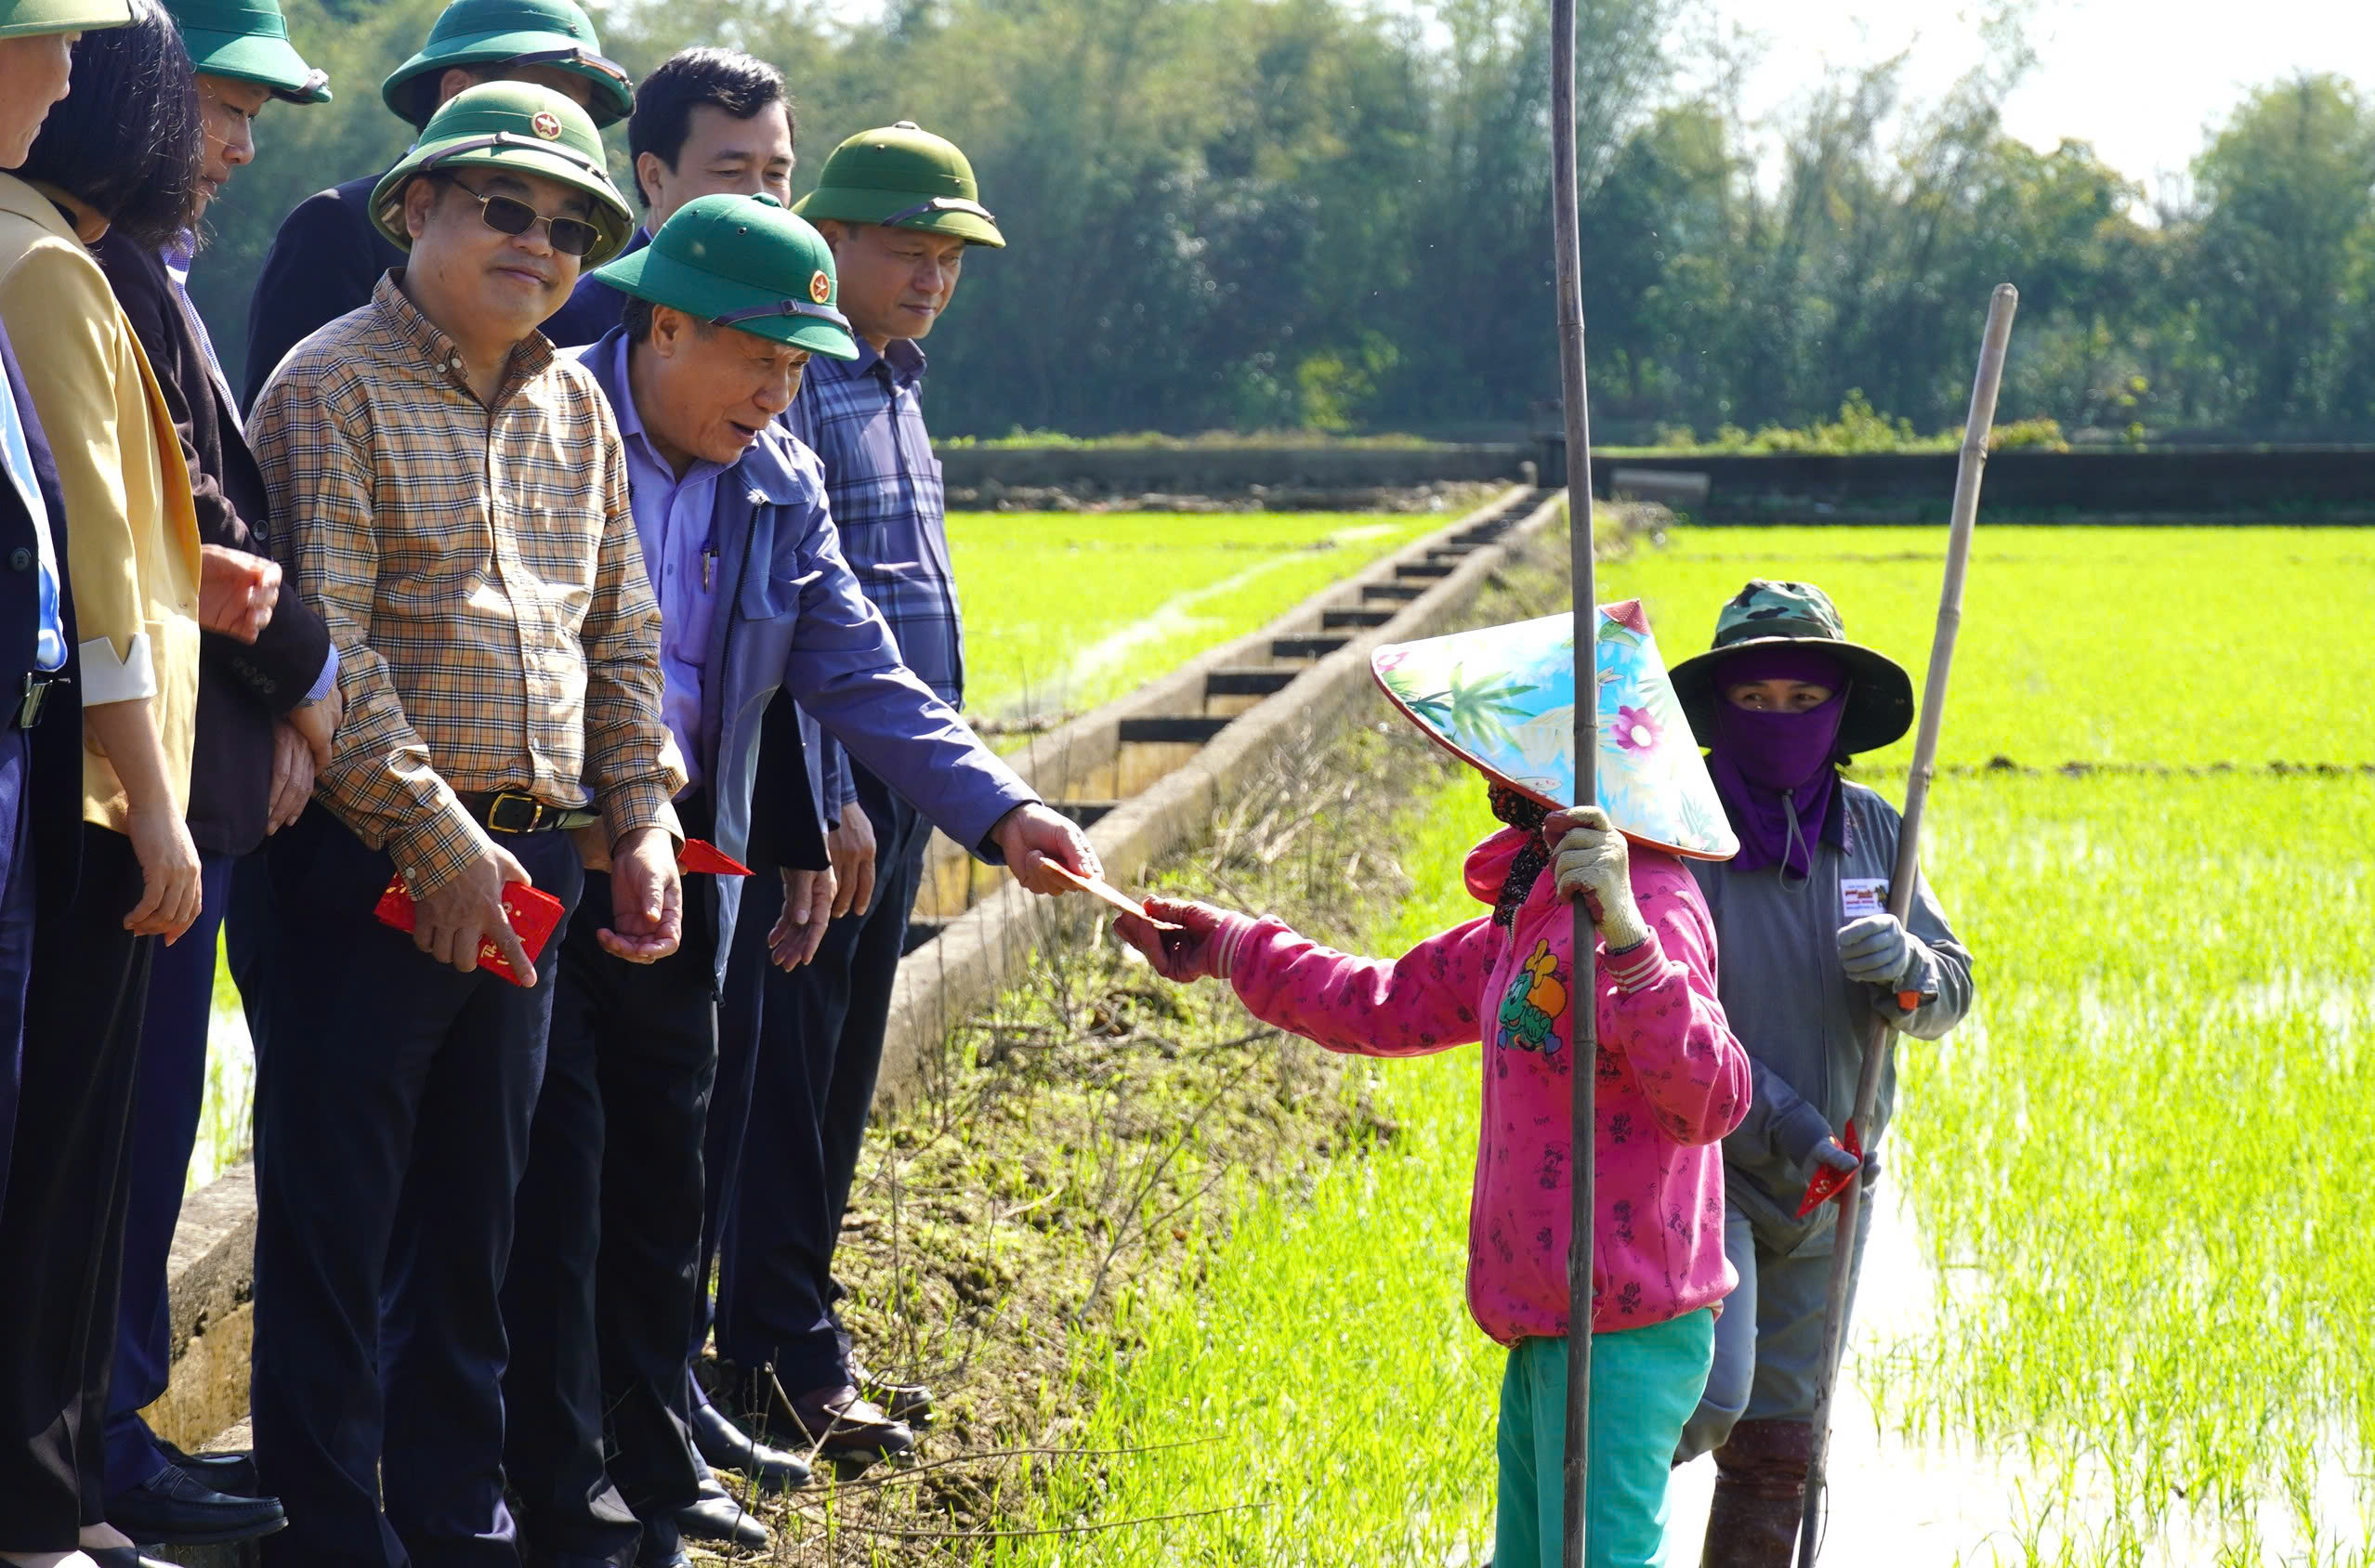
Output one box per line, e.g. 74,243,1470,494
781,337,962,708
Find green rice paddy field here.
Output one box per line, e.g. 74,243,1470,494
992,526,2375,1565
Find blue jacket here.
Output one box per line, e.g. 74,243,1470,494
576,329,1038,987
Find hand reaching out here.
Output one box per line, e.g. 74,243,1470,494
1114,895,1250,984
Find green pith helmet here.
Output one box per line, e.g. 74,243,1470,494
1668,580,1915,755
166,0,328,102
381,0,631,130
369,82,635,263
596,193,859,360
0,0,131,38
793,121,1004,248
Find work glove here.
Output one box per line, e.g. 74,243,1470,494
1543,806,1652,953
1116,895,1253,985
1837,912,1917,988
1773,1098,1862,1178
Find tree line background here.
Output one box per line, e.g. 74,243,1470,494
190,0,2375,443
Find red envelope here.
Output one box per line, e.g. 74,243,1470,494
1794,1118,1864,1218
374,876,566,987
678,838,754,877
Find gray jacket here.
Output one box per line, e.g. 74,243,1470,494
1687,781,1973,1231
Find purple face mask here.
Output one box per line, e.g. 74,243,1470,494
1704,647,1849,878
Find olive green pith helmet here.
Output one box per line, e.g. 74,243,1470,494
596,193,859,360
370,82,635,264
0,0,131,38
381,0,631,130
794,121,1004,248
165,0,328,102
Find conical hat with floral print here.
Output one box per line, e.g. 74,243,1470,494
1371,603,1739,860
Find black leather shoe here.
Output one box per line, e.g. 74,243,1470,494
108,1461,288,1546
672,1490,768,1551
854,1363,936,1427
155,1440,260,1499
633,1511,691,1568
715,1360,914,1467
689,1397,811,1491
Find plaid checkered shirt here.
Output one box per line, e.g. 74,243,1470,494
251,273,683,895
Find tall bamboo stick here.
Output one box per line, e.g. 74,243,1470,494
1794,282,2019,1565
1549,0,1598,1560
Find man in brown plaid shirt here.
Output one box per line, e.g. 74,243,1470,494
243,85,684,1567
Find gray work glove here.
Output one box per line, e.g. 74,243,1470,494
1773,1098,1862,1177
1544,806,1652,953
1837,912,1917,987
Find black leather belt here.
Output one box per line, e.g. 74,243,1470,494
456,790,600,834
12,673,58,730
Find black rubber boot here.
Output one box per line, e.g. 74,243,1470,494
1701,1418,1811,1568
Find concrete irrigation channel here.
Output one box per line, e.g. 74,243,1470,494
140,485,1568,1540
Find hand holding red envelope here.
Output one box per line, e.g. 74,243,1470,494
374,878,565,987
1043,861,1182,930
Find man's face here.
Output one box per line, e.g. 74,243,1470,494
192,75,272,223
436,61,599,111
820,220,965,347
403,166,592,340
640,306,807,466
0,33,76,169
637,101,794,230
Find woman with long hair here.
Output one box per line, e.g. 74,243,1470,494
0,4,207,1562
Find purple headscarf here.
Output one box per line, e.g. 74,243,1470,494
1704,647,1849,879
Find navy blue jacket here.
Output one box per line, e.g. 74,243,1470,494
242,173,402,412
0,319,82,916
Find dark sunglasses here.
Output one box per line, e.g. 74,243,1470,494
446,177,602,257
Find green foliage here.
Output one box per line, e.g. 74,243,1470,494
946,510,1443,721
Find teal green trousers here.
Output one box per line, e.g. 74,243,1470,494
1493,1309,1715,1568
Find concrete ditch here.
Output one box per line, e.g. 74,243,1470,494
143,484,1568,1533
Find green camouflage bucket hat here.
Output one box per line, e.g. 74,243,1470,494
166,0,328,102
596,192,859,360
0,0,131,37
381,0,631,130
370,82,635,263
793,122,1004,248
1668,580,1915,756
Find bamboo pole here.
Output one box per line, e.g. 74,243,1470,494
1794,282,2019,1565
1548,0,1598,1559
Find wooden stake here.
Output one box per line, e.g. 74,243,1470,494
1549,0,1598,1559
1794,282,2019,1565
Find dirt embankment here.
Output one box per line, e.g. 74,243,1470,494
706,529,1576,1563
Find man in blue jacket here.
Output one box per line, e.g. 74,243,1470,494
502,192,1098,1568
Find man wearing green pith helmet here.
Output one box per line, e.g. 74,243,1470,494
703,121,1007,1465
239,0,634,409
243,82,684,1568
500,189,1093,1568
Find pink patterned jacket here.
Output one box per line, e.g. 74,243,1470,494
1213,827,1751,1343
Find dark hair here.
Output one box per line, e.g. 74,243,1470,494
18,0,202,249
623,294,656,343
626,48,789,210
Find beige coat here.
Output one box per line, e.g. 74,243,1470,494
0,172,200,829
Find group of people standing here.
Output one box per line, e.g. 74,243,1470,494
0,1,1099,1564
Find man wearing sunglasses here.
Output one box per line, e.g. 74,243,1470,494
240,0,632,412
243,84,684,1568
501,189,1096,1568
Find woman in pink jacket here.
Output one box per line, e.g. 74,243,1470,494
1119,782,1752,1568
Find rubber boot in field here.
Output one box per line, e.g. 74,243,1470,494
1700,1418,1810,1568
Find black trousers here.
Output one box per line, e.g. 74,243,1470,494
0,823,151,1548
505,815,720,1560
105,851,234,1497
713,766,932,1392
251,807,582,1568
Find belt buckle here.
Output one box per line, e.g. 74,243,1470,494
486,790,545,833
15,673,49,730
